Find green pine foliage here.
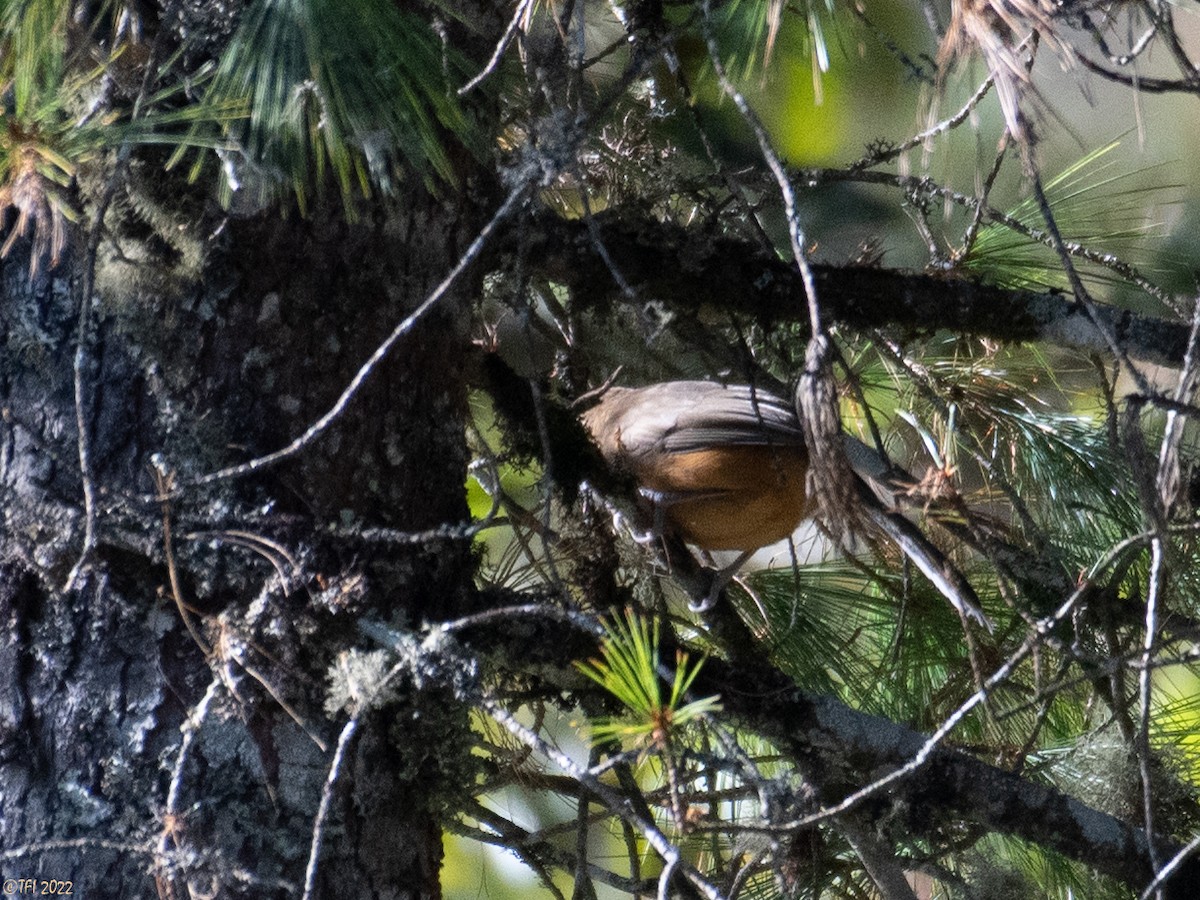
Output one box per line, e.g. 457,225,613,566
187,0,475,213
0,0,239,271
961,141,1181,299
575,609,721,751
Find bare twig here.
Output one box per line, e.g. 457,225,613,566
958,134,1009,261
164,677,221,816
1140,832,1200,900
156,676,222,897
152,461,212,658
852,74,996,170
1138,535,1165,885
1,838,146,861
66,0,184,590
795,166,1173,306
301,715,360,900
777,639,1033,830
484,701,725,900
459,0,535,94
1136,296,1200,895
726,558,1136,838
697,1,819,333
1077,53,1200,94
839,820,919,900
217,623,329,753
656,856,680,900
574,747,601,900
1154,298,1200,516
1023,150,1154,397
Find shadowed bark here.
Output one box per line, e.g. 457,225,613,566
531,213,1190,367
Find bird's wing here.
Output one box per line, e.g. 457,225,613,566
609,382,803,456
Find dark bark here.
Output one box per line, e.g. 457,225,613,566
0,0,510,890
0,197,481,898
530,212,1191,368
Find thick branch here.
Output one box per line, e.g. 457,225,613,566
532,214,1189,369
465,605,1197,898
696,653,1192,898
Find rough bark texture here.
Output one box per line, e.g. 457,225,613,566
0,192,481,899
533,213,1192,368
0,0,511,889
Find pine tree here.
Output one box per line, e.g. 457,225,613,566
2,2,1199,898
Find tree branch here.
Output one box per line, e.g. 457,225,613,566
461,603,1199,898
697,654,1193,898
530,214,1190,369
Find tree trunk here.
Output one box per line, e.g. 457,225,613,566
0,177,479,899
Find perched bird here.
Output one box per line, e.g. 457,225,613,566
582,380,990,628
582,381,810,553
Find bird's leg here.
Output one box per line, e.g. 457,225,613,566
584,481,660,546
590,481,757,613
689,550,753,612
597,487,673,547
617,508,659,546
642,488,671,547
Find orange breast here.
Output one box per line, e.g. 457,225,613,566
634,445,809,552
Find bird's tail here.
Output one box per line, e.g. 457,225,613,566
864,500,993,632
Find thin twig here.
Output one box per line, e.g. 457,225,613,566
726,849,768,900
657,856,680,900
449,802,642,894
528,378,569,596
752,634,1037,832
182,529,299,592
301,715,361,900
852,74,996,170
459,0,535,94
1138,536,1165,886
153,462,212,657
66,0,184,589
484,702,724,900
839,820,919,900
663,45,778,254
1023,149,1154,397
698,1,819,332
220,629,329,752
794,166,1173,306
958,133,1009,261
723,515,1189,837
1140,832,1200,900
1135,296,1200,894
317,446,506,548
1154,298,1200,515
1,838,147,861
1144,0,1200,86
573,747,601,900
164,677,221,815
156,676,222,896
